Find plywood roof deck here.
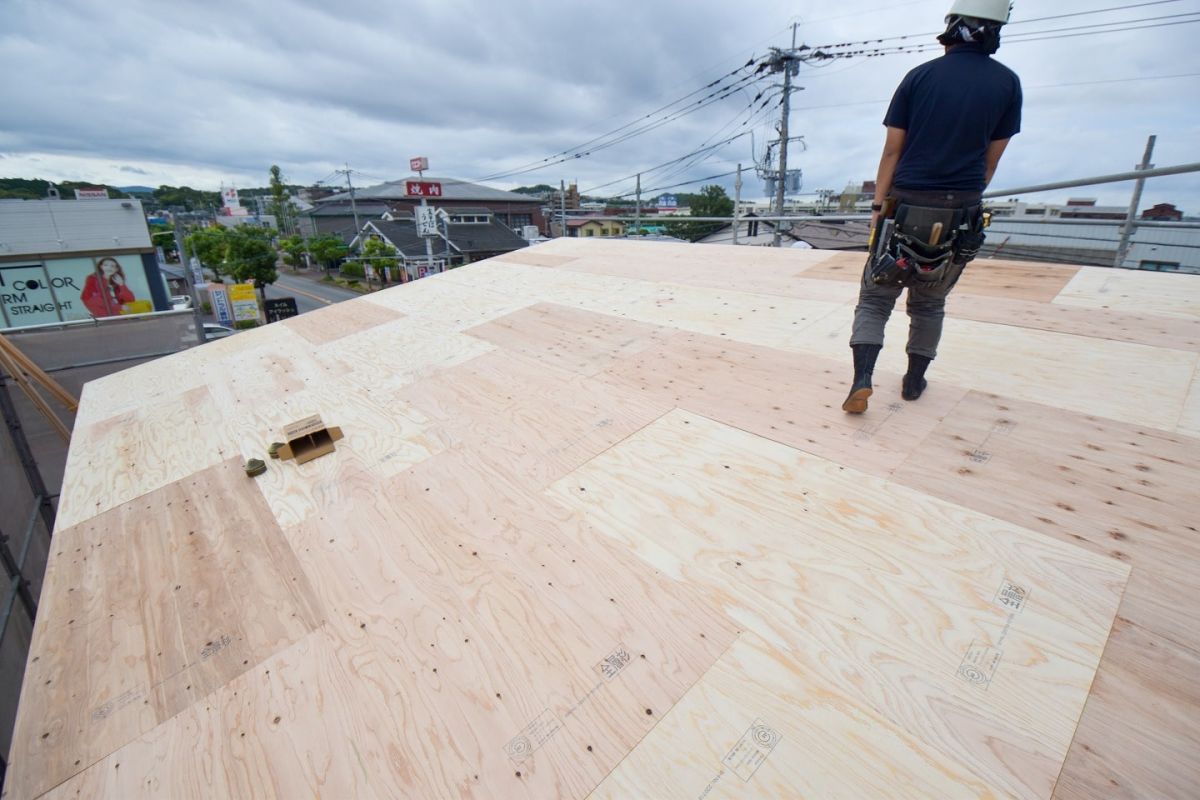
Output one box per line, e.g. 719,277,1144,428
7,239,1199,799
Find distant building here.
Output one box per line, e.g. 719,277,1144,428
312,177,546,241
0,198,171,329
566,218,626,238
352,210,527,278
1142,203,1183,221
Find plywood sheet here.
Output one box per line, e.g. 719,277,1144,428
804,252,1080,303
795,310,1197,431
41,455,739,799
1054,265,1200,319
56,386,230,530
892,390,1200,652
551,410,1128,799
7,459,322,800
465,302,673,377
19,238,1196,800
281,296,403,345
598,330,967,477
947,293,1200,352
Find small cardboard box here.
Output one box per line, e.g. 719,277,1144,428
276,415,343,464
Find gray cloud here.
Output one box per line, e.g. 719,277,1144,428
2,0,1197,212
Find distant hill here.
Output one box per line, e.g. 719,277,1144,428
119,185,156,194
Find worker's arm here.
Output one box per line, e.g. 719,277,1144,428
872,126,907,226
983,138,1011,189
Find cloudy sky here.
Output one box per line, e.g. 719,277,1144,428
2,0,1198,210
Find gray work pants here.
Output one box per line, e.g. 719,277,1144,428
849,189,981,360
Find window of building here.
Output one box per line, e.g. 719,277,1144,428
510,214,533,229
1024,208,1046,216
585,229,594,236
449,214,489,224
1138,260,1182,272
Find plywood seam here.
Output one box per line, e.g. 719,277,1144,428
1169,358,1200,433
583,631,746,800
1046,577,1134,800
884,389,975,480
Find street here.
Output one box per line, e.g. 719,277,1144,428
266,271,364,314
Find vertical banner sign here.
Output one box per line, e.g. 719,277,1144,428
228,282,259,322
415,206,438,237
190,256,207,289
209,284,234,326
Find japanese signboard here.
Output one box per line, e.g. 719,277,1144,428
208,284,234,326
189,256,207,289
415,205,439,237
1,255,154,329
264,297,299,323
228,282,259,322
405,181,443,198
409,156,429,172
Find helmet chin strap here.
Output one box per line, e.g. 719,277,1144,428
937,15,1003,53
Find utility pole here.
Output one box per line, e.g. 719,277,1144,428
771,22,800,248
173,221,207,343
1114,134,1156,269
560,179,567,238
733,163,743,245
635,173,642,237
336,164,361,237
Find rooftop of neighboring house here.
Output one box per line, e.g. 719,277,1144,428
362,216,528,255
321,177,538,204
308,202,391,218
0,197,153,257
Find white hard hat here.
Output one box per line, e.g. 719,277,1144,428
945,0,1010,24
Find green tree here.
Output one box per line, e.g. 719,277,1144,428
663,185,735,242
224,226,279,296
153,185,220,212
186,226,231,280
278,234,307,269
148,223,178,261
267,165,295,234
306,234,349,270
360,237,399,285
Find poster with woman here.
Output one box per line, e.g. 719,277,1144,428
48,255,153,321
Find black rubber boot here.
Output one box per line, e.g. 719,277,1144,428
842,344,881,414
902,354,931,401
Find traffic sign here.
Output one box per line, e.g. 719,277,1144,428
405,181,442,198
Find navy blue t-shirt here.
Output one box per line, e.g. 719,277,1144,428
884,44,1022,192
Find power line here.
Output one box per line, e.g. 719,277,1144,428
806,15,1200,59
611,169,740,200
809,0,1185,49
474,59,766,182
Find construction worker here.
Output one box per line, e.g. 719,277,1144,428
842,0,1022,414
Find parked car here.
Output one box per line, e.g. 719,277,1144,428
202,323,236,340
171,294,193,310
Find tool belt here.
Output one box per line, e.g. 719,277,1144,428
870,201,985,287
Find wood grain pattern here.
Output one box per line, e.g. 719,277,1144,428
551,410,1128,799
281,296,403,345
1053,265,1200,319
56,386,230,531
7,459,321,800
947,292,1200,352
39,453,738,800
804,251,1081,303
794,310,1197,431
16,238,1193,800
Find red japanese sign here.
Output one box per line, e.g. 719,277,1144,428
409,156,429,172
405,180,442,198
